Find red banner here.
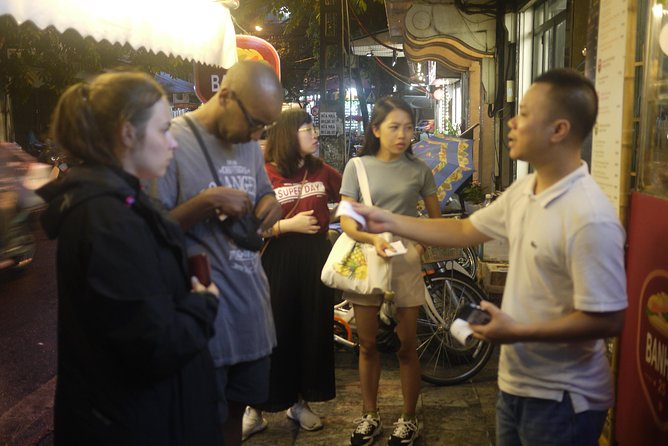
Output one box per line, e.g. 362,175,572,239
616,192,668,445
194,35,281,103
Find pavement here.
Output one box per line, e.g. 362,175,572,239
244,349,499,446
0,378,54,446
0,229,500,446
5,347,499,446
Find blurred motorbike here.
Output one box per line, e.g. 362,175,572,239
0,142,55,275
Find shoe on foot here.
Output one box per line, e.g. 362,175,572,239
242,406,267,441
286,401,323,431
350,413,383,446
387,417,419,446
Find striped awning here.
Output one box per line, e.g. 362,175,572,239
0,0,239,67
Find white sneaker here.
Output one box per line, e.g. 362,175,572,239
350,413,383,446
242,406,267,441
387,417,420,446
286,401,323,431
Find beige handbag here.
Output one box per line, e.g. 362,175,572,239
320,157,392,295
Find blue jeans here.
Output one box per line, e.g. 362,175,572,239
496,391,607,446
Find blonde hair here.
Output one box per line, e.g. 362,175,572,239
51,71,166,166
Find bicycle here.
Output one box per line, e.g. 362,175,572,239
418,189,480,279
418,265,494,385
332,251,494,386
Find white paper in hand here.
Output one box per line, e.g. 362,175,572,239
384,241,407,257
335,201,367,229
450,318,474,345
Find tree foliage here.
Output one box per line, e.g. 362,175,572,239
231,0,389,101
233,0,380,34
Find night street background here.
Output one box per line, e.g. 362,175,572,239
0,224,57,445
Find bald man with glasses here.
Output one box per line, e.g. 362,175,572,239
155,60,284,446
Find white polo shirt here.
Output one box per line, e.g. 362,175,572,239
470,162,627,412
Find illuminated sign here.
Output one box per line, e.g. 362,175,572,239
194,35,281,103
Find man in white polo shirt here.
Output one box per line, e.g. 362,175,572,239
352,68,627,446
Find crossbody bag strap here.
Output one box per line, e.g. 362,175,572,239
352,157,373,206
260,167,309,255
284,168,309,219
183,115,221,187
264,167,308,237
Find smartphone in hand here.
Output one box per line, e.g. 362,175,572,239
450,303,490,345
188,253,211,286
458,303,491,325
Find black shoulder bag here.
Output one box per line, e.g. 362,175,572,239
183,115,264,251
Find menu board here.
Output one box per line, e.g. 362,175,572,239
591,0,629,214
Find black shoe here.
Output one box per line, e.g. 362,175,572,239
387,417,419,446
350,413,383,446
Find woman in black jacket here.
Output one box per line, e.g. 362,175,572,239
37,71,222,445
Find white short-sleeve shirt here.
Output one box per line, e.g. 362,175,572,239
470,162,627,412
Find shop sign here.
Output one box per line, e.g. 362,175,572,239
637,271,668,424
193,65,227,103
616,192,668,445
319,112,337,136
194,35,281,103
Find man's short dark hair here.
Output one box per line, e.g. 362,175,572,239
534,68,598,142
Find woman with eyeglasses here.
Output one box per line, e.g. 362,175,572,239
241,108,341,440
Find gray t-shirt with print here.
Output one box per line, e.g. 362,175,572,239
156,115,276,367
340,154,437,215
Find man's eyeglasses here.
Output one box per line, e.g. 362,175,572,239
230,91,275,133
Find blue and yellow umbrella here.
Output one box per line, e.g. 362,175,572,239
413,133,474,209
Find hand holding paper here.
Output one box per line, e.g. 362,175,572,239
335,200,367,229
384,240,407,257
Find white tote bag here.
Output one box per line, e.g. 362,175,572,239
321,157,392,295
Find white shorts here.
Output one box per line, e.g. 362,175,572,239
343,237,425,308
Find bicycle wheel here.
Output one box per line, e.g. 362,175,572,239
421,245,478,279
456,246,478,279
417,271,494,385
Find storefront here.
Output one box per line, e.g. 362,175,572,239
612,2,668,444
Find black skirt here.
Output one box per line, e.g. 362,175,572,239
258,233,336,411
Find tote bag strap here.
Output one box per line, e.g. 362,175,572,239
351,157,373,206
351,157,393,293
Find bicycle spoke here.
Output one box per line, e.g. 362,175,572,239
417,330,449,376
417,272,495,385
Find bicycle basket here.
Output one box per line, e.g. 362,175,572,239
421,246,463,263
